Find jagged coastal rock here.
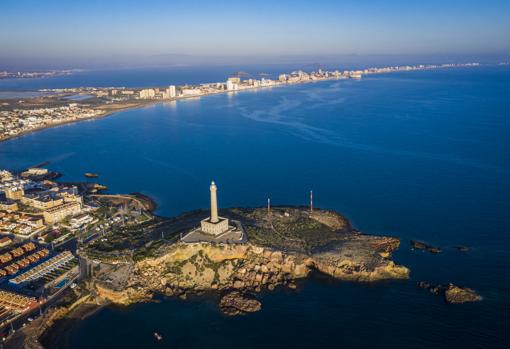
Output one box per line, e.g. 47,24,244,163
410,240,442,253
418,282,481,304
444,284,482,303
219,291,262,316
88,207,409,310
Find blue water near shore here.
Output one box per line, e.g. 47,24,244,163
1,66,509,348
0,65,305,90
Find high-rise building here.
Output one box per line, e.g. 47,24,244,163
139,89,156,99
226,80,239,91
168,85,176,98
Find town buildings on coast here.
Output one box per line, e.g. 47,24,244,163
0,169,85,239
132,62,480,100
0,70,76,80
0,169,83,333
0,166,151,335
0,62,480,142
0,104,103,140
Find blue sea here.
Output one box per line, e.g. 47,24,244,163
0,66,509,348
0,65,309,90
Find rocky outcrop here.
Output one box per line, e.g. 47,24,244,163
444,284,481,304
89,208,409,314
312,236,409,281
411,240,442,253
114,243,312,303
93,236,408,307
95,282,152,305
219,291,261,316
418,282,481,304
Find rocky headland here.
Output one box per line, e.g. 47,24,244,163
86,207,409,311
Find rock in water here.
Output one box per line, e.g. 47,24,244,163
410,240,442,253
418,282,481,304
444,284,482,304
219,291,261,316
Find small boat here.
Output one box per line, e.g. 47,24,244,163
84,172,99,178
154,332,163,341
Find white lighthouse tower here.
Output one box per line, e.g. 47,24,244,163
200,181,230,235
209,181,219,223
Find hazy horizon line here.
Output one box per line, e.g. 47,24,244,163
1,52,509,71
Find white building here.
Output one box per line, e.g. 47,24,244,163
200,181,231,236
70,214,94,229
168,85,176,98
181,88,201,96
226,80,238,91
139,89,156,99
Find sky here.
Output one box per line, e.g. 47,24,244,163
1,0,509,69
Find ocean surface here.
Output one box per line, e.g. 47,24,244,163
1,66,509,348
0,64,312,90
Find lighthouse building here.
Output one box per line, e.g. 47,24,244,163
200,181,230,235
181,181,246,244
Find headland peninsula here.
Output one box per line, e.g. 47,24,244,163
0,168,482,348
0,62,480,142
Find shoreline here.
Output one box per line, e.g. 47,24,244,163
0,77,297,144
33,269,363,349
0,101,156,144
37,302,106,349
0,63,482,145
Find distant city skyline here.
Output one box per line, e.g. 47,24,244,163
1,0,509,70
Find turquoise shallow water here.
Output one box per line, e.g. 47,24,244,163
1,67,509,348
